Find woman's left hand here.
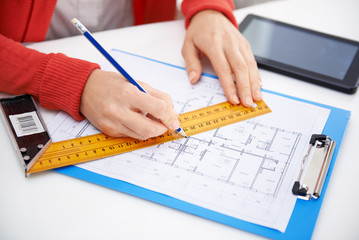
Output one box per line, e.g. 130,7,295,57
182,10,262,107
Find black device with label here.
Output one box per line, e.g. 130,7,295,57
239,14,359,93
0,95,51,175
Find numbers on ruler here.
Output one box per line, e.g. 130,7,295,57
28,101,271,174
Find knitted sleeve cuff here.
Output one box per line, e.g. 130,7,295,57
181,0,237,28
35,53,100,121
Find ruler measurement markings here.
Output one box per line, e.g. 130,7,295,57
29,132,181,173
35,131,179,161
27,101,271,174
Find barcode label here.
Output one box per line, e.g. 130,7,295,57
9,111,45,137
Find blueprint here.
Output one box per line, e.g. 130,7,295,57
48,50,330,232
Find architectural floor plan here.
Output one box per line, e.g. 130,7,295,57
49,50,330,232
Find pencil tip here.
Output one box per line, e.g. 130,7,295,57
176,128,188,138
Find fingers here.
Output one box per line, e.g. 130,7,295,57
103,110,169,140
131,85,181,132
208,49,240,105
93,91,177,140
143,82,176,110
237,38,262,102
224,42,262,107
206,38,262,108
182,36,202,84
80,70,180,140
183,10,263,108
89,94,171,140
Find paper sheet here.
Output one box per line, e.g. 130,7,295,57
48,50,330,232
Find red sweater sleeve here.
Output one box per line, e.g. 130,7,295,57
0,34,100,120
181,0,237,28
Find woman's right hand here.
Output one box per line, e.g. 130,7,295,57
80,69,180,139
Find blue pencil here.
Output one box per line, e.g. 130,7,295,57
71,18,187,138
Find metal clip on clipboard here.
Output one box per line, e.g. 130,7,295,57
292,134,336,200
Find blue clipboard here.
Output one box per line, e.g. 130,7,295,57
54,50,351,240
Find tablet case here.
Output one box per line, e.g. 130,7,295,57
239,14,359,94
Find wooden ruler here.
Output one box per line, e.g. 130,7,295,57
27,100,271,174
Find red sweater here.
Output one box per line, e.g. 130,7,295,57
0,0,235,120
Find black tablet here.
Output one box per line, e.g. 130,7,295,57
239,14,359,93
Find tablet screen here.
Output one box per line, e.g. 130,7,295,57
241,18,359,80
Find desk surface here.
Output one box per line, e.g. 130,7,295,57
1,0,358,239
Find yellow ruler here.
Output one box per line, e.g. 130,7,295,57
27,100,271,174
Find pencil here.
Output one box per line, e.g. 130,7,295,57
71,18,187,138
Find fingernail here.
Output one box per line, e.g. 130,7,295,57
189,70,197,84
246,96,253,107
170,119,181,130
232,95,240,105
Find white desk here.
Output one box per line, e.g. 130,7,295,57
1,0,358,239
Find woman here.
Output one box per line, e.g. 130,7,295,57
0,0,262,139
